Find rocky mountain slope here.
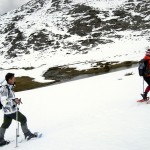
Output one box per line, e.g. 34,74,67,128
0,0,149,69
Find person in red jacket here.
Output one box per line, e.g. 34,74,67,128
141,48,150,101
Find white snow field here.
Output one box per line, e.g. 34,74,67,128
0,66,150,150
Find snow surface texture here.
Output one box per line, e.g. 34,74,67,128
0,0,149,69
0,67,150,150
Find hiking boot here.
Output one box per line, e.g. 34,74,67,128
141,92,148,101
0,138,10,146
24,131,37,141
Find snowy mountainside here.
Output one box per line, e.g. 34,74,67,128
0,0,149,68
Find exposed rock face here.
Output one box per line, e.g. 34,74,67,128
0,0,149,61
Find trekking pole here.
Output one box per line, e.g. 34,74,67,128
15,105,19,148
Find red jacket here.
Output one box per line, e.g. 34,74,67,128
144,55,150,77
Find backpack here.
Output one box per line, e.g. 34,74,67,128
138,59,150,76
0,85,10,109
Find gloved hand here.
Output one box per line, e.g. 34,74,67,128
14,98,22,105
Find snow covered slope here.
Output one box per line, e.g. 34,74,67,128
0,0,149,68
0,66,150,150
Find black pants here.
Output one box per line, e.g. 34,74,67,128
144,77,150,86
1,111,27,129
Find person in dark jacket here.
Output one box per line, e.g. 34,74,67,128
0,73,36,146
141,49,150,101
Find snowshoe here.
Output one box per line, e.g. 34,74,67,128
137,99,145,102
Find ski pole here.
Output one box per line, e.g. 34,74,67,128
15,105,19,148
